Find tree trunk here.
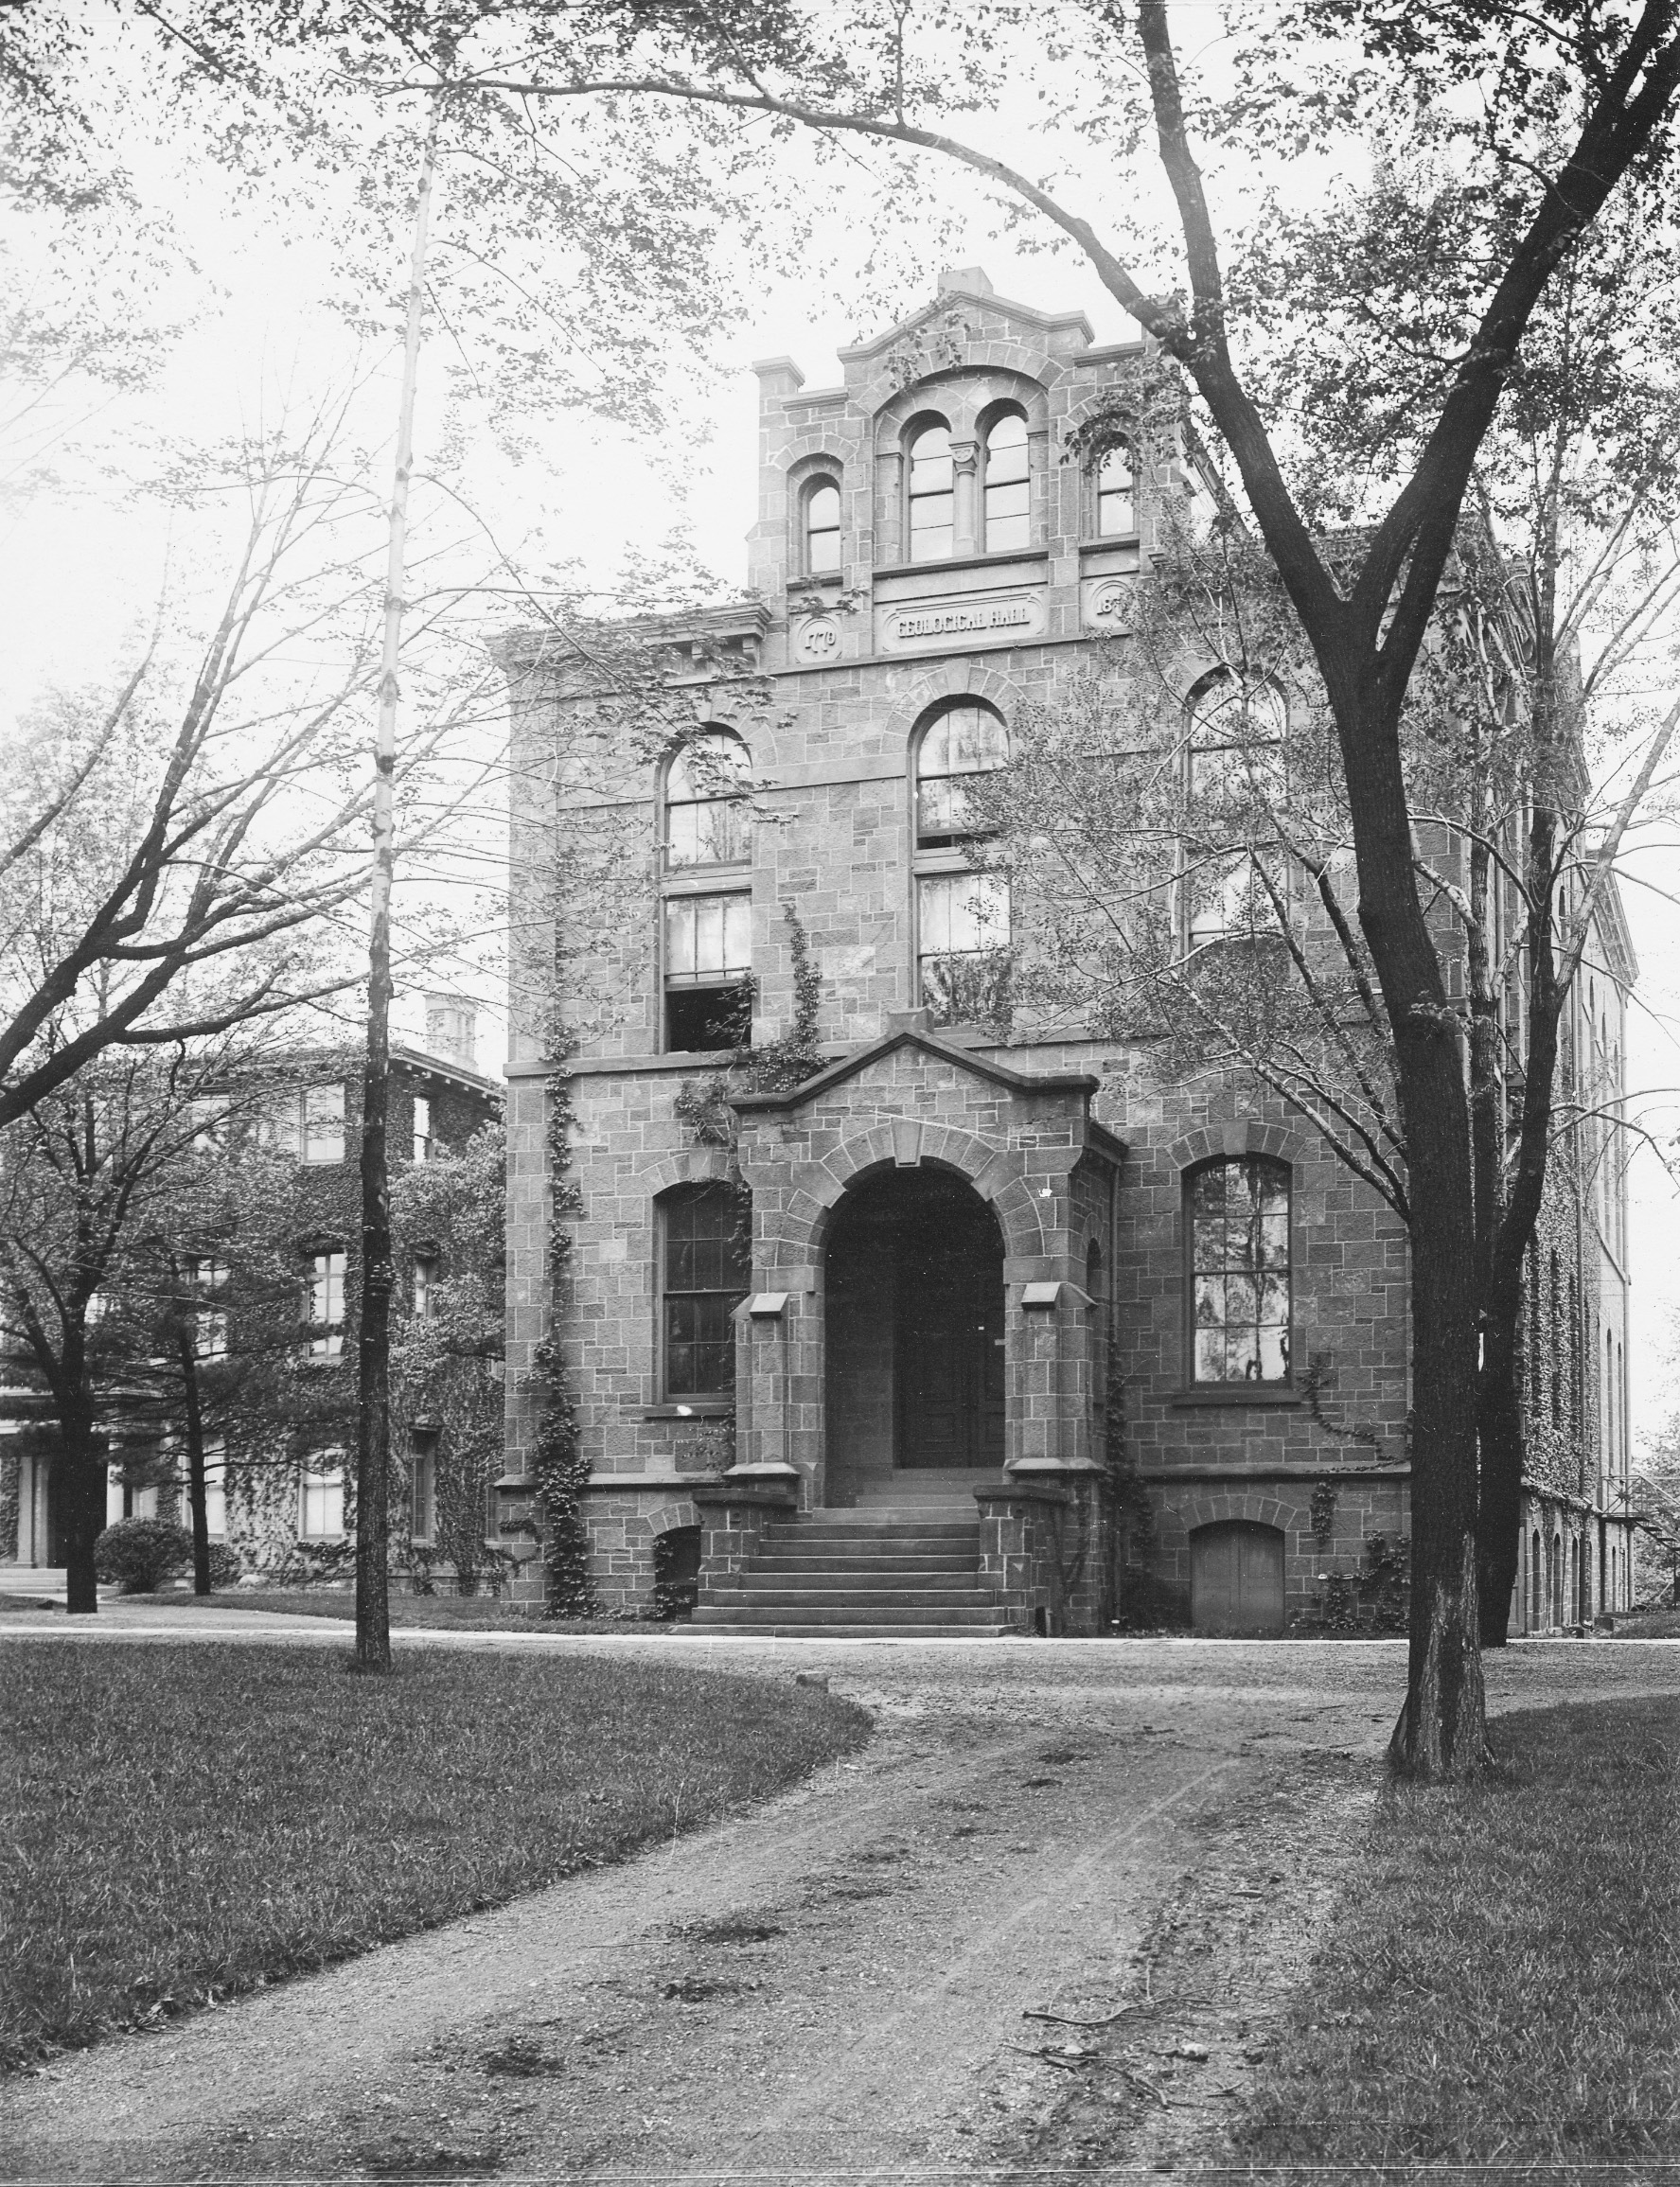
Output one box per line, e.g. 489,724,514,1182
1323,668,1487,1778
1387,1028,1488,1776
354,100,440,1675
59,1409,105,1614
176,1324,212,1596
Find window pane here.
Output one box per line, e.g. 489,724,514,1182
304,1084,345,1162
909,421,953,562
1187,1158,1290,1383
1096,446,1134,537
806,482,841,574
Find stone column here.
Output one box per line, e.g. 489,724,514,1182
951,439,980,558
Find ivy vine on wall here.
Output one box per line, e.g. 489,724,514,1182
528,1047,595,1616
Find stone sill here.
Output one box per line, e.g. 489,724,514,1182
872,547,1051,580
1167,1385,1302,1410
640,1402,733,1420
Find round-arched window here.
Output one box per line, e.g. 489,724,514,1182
908,418,954,561
914,700,1010,847
664,730,750,869
982,408,1030,552
1187,1155,1290,1384
1095,444,1134,537
804,476,841,576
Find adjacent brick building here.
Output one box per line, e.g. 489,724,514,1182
500,269,1637,1636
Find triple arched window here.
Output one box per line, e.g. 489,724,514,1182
1186,1155,1291,1384
662,730,752,1052
981,408,1030,552
908,418,954,560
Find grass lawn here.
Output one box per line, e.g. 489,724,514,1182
115,1588,644,1632
1236,1697,1680,2173
0,1643,869,2070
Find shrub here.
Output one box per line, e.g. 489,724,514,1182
95,1520,192,1594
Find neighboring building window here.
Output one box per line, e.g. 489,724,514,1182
1187,1155,1291,1384
189,1096,227,1152
803,476,841,575
300,1456,345,1539
304,1084,345,1163
981,408,1030,552
184,1256,227,1363
907,417,954,561
410,1429,437,1543
1095,443,1135,537
663,891,752,1052
917,872,1011,1025
664,730,751,869
306,1250,345,1358
1184,673,1287,950
915,701,1010,847
413,1094,432,1164
662,1185,749,1400
413,1251,437,1318
179,1439,227,1538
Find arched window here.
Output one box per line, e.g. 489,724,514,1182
1530,1528,1542,1629
803,476,842,576
664,730,750,869
660,1184,749,1401
915,700,1010,846
907,417,954,561
1186,1155,1290,1384
1184,673,1287,949
1095,443,1134,538
912,699,1012,1028
982,408,1030,552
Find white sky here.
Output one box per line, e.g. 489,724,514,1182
3,32,1677,1441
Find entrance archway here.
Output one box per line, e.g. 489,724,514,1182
824,1166,1005,1501
1191,1520,1285,1635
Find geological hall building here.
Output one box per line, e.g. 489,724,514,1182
498,269,1637,1638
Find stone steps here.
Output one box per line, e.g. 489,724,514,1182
698,1508,1011,1638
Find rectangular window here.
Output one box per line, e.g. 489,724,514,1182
412,1094,432,1164
189,1096,226,1152
663,891,751,1051
303,1084,345,1163
663,1187,749,1399
300,1457,345,1539
413,1252,436,1318
307,1250,345,1358
916,872,1011,1026
410,1430,437,1543
179,1441,227,1538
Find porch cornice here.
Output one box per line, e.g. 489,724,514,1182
729,1025,1107,1117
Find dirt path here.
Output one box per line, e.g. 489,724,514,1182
4,1631,1675,2183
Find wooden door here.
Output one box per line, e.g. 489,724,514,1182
1191,1521,1285,1635
894,1184,1005,1471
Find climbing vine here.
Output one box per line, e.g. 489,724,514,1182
528,1047,595,1616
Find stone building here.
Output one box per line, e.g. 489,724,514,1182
499,268,1638,1636
1,1027,502,1583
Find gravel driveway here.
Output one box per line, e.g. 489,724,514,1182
3,1625,1675,2184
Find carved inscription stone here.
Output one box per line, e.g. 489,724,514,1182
875,591,1046,653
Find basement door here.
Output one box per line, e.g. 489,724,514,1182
1191,1520,1285,1635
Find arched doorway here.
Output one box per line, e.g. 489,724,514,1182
1191,1520,1285,1635
824,1166,1005,1501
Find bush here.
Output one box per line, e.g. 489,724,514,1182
95,1520,192,1594
1292,1531,1410,1635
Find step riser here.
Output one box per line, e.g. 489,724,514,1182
725,1593,995,1609
694,1609,1005,1628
